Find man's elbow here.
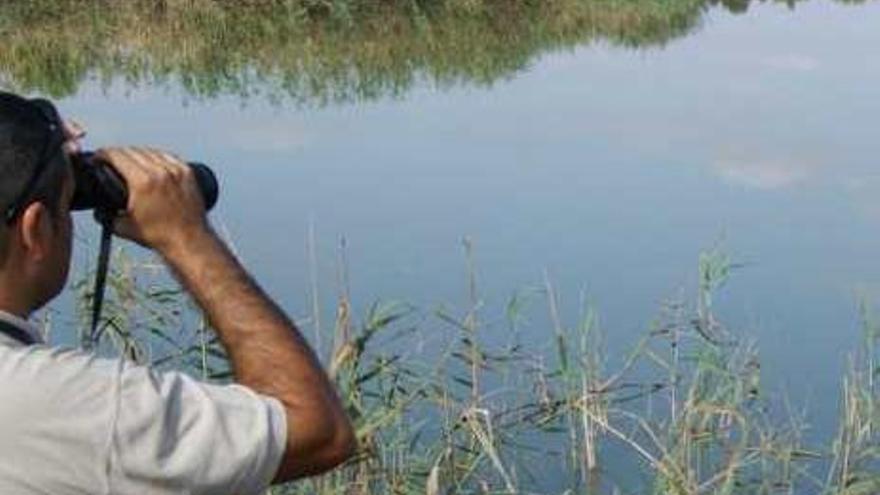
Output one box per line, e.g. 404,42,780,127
322,417,357,469
277,410,357,481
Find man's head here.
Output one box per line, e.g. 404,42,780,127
0,92,74,316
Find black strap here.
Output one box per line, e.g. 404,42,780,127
86,211,114,349
0,319,37,346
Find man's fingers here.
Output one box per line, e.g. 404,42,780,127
94,147,150,188
158,151,187,172
122,148,156,170
139,148,182,175
126,147,186,176
63,119,86,141
94,147,195,207
94,147,147,174
62,119,86,154
158,151,182,164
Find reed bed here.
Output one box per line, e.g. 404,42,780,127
69,243,880,494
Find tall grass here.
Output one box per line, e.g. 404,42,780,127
68,240,880,494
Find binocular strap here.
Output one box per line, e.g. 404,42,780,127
88,216,114,349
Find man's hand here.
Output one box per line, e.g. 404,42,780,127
94,147,210,253
62,119,86,155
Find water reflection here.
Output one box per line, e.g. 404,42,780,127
0,0,866,105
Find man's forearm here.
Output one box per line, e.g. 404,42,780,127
158,225,353,477
160,227,320,392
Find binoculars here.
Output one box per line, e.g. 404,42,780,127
69,151,219,213
0,92,218,215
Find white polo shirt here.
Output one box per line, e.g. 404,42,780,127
0,311,288,495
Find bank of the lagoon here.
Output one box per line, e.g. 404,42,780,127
5,0,880,493
0,0,842,104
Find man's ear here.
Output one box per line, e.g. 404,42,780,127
17,202,53,262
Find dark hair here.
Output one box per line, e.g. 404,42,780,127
0,92,66,221
0,92,67,262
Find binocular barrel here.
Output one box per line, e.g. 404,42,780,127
70,151,219,213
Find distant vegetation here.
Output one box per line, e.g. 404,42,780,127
0,0,864,105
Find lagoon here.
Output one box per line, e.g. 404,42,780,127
4,0,880,492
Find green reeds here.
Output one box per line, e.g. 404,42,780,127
66,240,880,494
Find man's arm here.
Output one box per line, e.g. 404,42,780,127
95,147,356,481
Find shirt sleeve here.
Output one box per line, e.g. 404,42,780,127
108,363,288,495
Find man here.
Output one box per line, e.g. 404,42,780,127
0,92,355,493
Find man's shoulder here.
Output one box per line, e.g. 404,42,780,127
0,344,123,413
0,345,120,491
0,343,122,380
0,344,288,495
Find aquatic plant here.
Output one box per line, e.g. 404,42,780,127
68,240,880,494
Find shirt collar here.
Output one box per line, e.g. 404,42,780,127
0,310,44,346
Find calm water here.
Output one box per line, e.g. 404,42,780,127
8,0,880,458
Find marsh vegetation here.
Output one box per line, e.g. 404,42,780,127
0,0,861,105
72,244,880,494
